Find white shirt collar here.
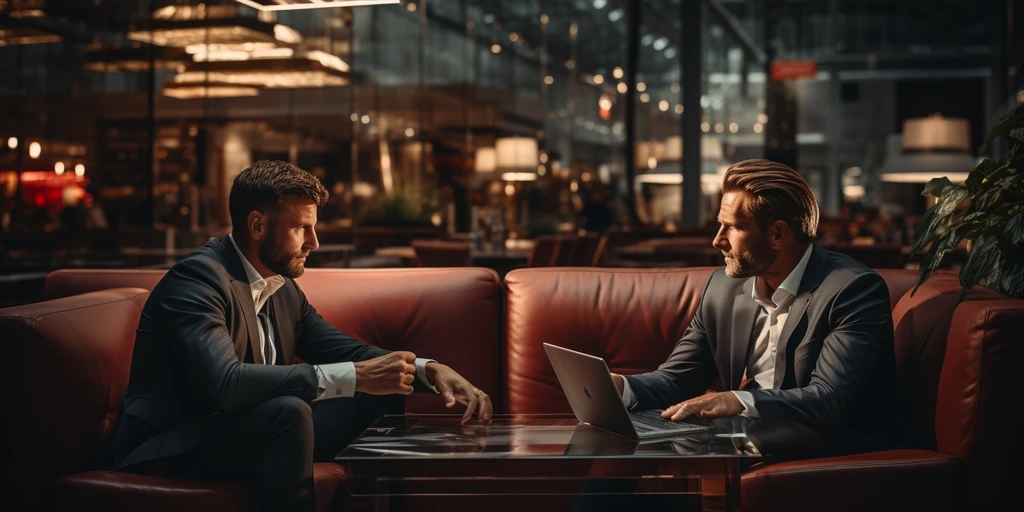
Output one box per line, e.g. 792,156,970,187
752,244,814,309
227,233,268,285
227,233,286,305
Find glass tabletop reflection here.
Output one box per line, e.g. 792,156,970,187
336,414,759,462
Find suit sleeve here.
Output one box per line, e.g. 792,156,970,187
747,271,893,427
157,259,320,413
623,273,720,410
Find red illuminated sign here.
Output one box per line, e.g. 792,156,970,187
770,61,818,81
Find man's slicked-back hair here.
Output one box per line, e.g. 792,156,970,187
228,160,328,231
722,159,819,243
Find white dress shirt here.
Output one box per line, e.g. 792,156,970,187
621,245,814,419
228,234,437,400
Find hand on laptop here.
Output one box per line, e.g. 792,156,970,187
662,391,743,421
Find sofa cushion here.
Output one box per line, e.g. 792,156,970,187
1,288,149,507
50,462,346,512
742,449,960,512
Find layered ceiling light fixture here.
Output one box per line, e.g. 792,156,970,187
172,52,349,89
234,0,399,11
879,114,976,183
83,46,190,72
163,81,261,99
127,5,302,48
0,1,61,44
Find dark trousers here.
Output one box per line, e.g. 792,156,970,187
171,393,403,512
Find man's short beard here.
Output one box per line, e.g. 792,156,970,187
258,230,306,278
723,235,776,278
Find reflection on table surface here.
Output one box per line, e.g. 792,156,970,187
337,414,758,461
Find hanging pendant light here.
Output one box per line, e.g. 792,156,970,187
880,114,976,183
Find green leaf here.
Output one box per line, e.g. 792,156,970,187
983,104,1024,148
1010,128,1024,143
965,169,985,191
935,186,971,218
913,229,958,296
958,235,1000,302
910,206,940,254
1003,212,1024,246
922,176,954,198
999,252,1024,299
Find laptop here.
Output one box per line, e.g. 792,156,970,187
543,343,711,440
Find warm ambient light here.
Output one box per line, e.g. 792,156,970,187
901,114,971,152
28,141,41,159
128,8,302,48
234,0,400,11
6,137,16,149
74,164,85,176
173,58,349,88
495,137,539,170
612,66,623,79
502,172,538,182
474,147,496,173
54,161,65,175
163,82,261,99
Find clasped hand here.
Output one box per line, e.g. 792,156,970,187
353,351,492,424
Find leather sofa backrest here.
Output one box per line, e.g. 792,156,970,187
295,268,503,413
45,269,166,300
503,267,919,415
0,288,149,501
42,268,504,414
504,267,717,413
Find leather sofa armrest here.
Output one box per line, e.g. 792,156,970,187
741,449,960,512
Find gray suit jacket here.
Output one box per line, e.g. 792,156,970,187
105,236,408,469
624,244,902,446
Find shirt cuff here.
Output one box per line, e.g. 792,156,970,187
315,362,356,400
415,358,439,394
620,376,638,410
731,390,761,419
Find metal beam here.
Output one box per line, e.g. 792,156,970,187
705,0,766,64
681,0,702,227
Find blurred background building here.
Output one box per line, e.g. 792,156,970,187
1,0,1021,303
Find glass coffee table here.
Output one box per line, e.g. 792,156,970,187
336,414,760,512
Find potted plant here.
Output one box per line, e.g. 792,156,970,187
911,104,1024,301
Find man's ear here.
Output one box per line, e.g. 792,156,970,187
771,220,789,247
247,210,269,242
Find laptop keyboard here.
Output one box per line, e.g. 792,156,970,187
630,409,707,432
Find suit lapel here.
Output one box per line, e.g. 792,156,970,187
217,236,263,363
730,278,758,390
269,289,297,365
772,244,828,388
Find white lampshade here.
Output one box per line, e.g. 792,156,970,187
902,114,971,152
474,147,496,173
880,134,974,183
495,137,539,170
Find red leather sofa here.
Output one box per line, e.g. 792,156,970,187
3,266,1020,511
